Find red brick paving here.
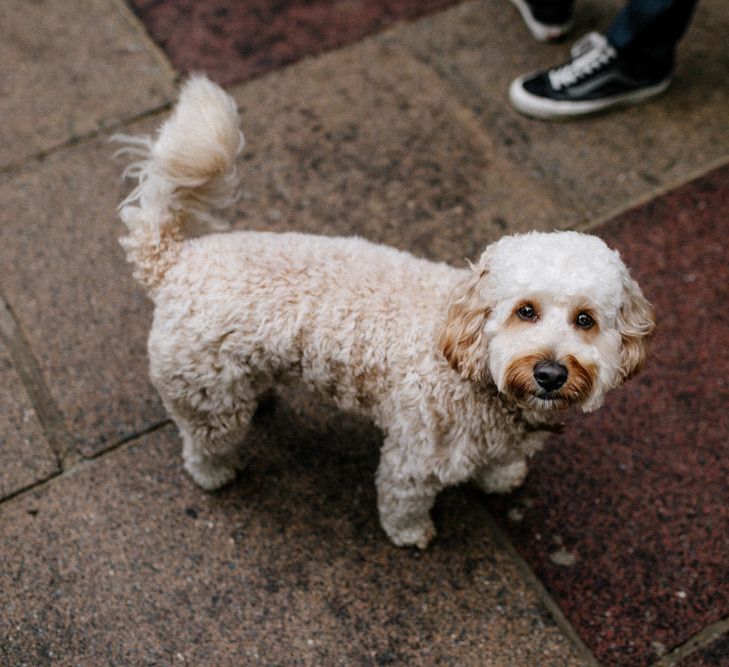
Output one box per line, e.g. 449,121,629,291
128,0,465,84
490,165,729,666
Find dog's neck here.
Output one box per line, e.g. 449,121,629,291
521,417,565,434
455,372,566,438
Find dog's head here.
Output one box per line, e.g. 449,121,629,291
439,231,655,412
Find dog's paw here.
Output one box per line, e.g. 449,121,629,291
382,518,437,550
185,459,238,491
475,460,527,494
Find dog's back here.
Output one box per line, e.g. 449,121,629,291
148,228,461,421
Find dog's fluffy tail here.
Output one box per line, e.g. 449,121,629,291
115,75,244,293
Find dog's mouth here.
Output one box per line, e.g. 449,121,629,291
535,389,562,402
526,390,573,411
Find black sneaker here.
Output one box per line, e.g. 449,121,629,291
509,32,672,119
510,0,573,42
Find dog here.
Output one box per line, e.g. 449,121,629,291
116,76,655,548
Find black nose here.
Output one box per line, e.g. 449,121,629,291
533,361,568,392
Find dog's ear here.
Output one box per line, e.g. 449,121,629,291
438,264,491,383
617,274,656,381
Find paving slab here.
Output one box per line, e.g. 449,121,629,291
0,395,586,666
0,0,175,171
0,144,167,455
0,338,58,499
489,164,729,666
0,33,572,457
228,36,578,262
127,0,465,85
395,0,729,226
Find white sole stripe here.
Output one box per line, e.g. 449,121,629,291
509,76,672,119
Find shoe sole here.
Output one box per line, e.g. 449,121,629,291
510,0,573,42
509,76,672,120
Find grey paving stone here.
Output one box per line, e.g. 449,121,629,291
0,0,175,170
0,339,58,499
228,36,578,264
394,0,729,224
0,141,167,455
0,398,586,666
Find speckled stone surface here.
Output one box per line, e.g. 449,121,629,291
0,340,58,499
0,143,167,455
0,0,174,170
127,0,464,85
490,164,729,666
396,0,729,227
227,36,576,264
0,402,585,666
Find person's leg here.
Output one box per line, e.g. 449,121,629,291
606,0,699,77
509,0,699,119
511,0,575,41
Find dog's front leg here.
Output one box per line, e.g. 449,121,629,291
375,445,440,549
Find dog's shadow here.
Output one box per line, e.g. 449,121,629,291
207,386,384,546
201,386,492,555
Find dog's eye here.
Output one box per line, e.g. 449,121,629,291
576,312,595,329
517,304,537,321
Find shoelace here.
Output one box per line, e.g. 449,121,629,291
570,31,605,59
549,34,617,90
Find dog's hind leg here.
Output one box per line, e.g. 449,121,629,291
164,389,260,491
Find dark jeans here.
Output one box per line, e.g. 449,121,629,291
605,0,699,74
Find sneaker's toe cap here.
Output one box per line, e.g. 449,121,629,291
509,72,550,110
520,72,554,97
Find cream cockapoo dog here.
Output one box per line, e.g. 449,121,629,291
117,76,655,549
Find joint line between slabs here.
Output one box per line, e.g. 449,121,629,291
0,104,172,180
579,155,729,235
649,616,729,667
0,294,78,467
0,420,172,507
481,508,602,666
107,0,179,83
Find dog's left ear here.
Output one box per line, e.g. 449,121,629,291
617,274,656,381
438,263,491,383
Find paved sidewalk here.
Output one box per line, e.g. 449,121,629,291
1,1,727,665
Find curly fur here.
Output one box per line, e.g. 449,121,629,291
116,76,655,549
